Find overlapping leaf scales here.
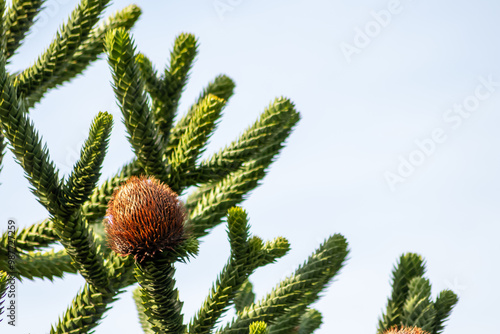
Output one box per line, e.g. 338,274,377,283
135,258,185,334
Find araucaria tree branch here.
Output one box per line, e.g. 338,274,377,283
0,2,458,333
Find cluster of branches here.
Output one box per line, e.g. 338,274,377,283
0,1,458,334
377,254,458,334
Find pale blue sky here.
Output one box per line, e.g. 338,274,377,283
1,0,499,333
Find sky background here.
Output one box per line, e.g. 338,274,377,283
1,0,500,333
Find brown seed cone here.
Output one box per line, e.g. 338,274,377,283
384,326,430,334
105,176,187,262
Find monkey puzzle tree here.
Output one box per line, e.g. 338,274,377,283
0,1,457,333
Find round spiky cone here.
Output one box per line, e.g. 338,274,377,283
384,326,430,334
105,176,187,261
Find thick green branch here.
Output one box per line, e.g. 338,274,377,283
24,4,141,108
61,112,112,215
0,219,57,254
190,97,299,186
53,212,111,290
50,283,118,334
378,253,426,333
0,54,62,215
14,0,111,107
135,255,185,334
167,74,235,153
136,52,163,100
186,97,300,211
9,249,76,281
4,0,45,58
168,94,226,192
401,277,435,332
432,290,458,334
234,280,255,314
133,286,154,334
220,234,348,334
105,27,167,180
189,208,255,334
1,55,112,290
297,309,322,334
187,107,299,239
155,33,198,142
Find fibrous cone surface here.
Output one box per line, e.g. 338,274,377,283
105,176,187,261
384,326,430,334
